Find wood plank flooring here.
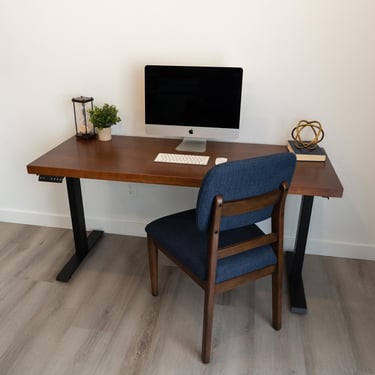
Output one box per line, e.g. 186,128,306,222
0,222,374,375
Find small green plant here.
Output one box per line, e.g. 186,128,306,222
88,103,121,129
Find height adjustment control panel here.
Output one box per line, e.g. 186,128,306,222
38,175,64,183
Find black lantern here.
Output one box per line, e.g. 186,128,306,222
72,96,95,139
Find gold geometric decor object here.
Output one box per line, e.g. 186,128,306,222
291,120,325,150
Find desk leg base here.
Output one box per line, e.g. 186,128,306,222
286,251,307,315
56,230,103,282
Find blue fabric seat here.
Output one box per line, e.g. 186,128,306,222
145,153,296,363
146,209,277,283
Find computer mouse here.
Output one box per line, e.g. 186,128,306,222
215,157,228,165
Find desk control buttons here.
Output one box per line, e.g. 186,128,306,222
38,175,64,183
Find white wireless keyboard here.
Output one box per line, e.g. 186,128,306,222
154,153,209,165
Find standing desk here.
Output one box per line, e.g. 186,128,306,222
27,135,343,314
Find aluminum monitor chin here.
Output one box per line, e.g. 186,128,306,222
145,65,243,152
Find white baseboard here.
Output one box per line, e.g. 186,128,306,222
1,209,374,261
0,209,147,238
284,236,375,261
0,209,72,229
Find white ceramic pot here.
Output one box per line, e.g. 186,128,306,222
97,127,112,141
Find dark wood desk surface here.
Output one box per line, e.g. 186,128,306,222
27,135,343,198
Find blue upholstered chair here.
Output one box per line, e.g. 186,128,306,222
145,153,296,363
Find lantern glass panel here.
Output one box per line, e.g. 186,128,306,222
73,96,95,138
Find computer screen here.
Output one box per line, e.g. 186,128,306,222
145,65,243,152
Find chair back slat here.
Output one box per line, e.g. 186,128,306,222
221,189,282,217
217,232,278,259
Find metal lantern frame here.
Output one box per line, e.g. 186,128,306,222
72,96,95,139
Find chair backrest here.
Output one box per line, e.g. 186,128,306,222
196,153,296,232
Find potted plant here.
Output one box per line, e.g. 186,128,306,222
88,103,121,141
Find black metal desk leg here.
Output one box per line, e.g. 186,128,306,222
286,195,314,314
56,177,103,282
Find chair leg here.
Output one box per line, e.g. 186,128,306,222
201,287,216,363
272,270,282,330
147,236,158,296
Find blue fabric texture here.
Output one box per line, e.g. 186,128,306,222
196,153,296,231
145,153,296,284
145,209,276,283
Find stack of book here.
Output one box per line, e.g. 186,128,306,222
287,140,326,162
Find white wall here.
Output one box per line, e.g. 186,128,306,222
1,0,374,260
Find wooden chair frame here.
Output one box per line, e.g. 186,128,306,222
147,181,289,363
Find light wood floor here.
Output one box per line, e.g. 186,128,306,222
0,222,374,375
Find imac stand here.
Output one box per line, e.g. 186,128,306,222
176,138,207,152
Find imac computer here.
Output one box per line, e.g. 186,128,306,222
145,65,243,152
